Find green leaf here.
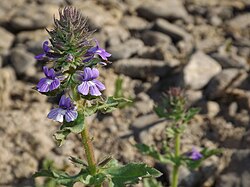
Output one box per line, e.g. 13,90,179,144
136,143,175,165
184,108,200,123
135,144,162,161
143,178,163,187
34,169,87,187
83,97,132,117
99,96,132,113
53,113,85,146
69,156,87,167
81,173,106,186
104,163,162,187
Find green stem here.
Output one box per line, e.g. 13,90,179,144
171,132,181,187
81,124,97,175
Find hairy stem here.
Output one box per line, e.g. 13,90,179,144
81,124,97,175
171,132,181,187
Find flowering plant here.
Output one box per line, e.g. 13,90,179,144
34,7,161,187
136,87,221,187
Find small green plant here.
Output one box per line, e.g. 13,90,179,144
33,7,161,187
136,87,221,187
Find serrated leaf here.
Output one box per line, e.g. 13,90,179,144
136,144,175,164
143,178,163,187
69,156,87,167
53,113,85,146
81,173,106,186
104,163,162,187
99,96,132,113
34,169,87,187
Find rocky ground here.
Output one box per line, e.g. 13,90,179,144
0,0,250,186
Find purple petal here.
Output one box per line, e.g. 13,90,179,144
47,68,56,79
97,50,111,60
189,148,203,160
43,41,50,53
78,82,90,95
49,79,60,91
43,66,49,77
37,77,51,92
87,46,98,54
35,53,45,60
91,68,99,79
65,110,78,122
47,108,65,122
92,79,105,91
83,67,93,81
89,85,102,96
59,95,67,107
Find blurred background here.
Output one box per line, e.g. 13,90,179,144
0,0,250,186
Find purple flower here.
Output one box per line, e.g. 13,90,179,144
77,67,105,96
35,41,51,60
37,66,60,92
47,95,78,122
188,148,203,160
84,39,111,63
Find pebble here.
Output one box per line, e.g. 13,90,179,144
9,4,55,31
205,69,245,99
120,15,149,31
10,47,36,75
141,30,172,46
153,19,192,42
113,58,171,79
136,0,190,22
0,27,15,56
108,38,144,60
184,51,222,90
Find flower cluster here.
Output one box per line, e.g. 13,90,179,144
35,7,111,123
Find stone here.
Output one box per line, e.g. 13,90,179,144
108,38,144,60
120,15,149,31
0,27,15,56
9,4,56,31
216,150,250,187
205,69,245,99
184,51,222,90
10,47,36,75
137,0,190,22
0,68,16,110
16,30,48,54
228,13,250,31
103,25,130,46
113,58,171,79
74,1,122,29
141,30,172,46
153,19,192,42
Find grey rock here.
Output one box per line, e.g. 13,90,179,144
211,53,248,70
0,68,16,110
9,4,56,31
113,58,171,79
205,69,246,99
216,150,250,187
0,27,14,55
153,19,192,42
103,25,130,46
141,30,172,46
137,0,190,22
16,30,48,54
184,51,222,90
108,39,144,60
228,13,250,30
121,15,149,30
10,48,36,75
